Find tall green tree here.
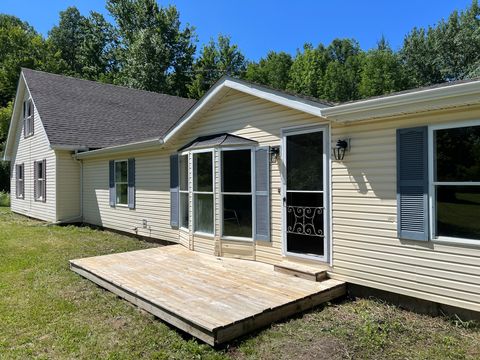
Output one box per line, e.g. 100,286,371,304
287,44,329,98
47,7,118,80
107,0,196,96
320,39,362,102
0,15,46,106
359,38,407,98
245,51,292,90
188,35,246,99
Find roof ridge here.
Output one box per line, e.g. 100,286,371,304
21,68,195,102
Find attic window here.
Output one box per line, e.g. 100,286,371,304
23,99,34,138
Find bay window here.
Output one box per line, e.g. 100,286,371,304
221,149,253,238
179,154,189,229
193,151,214,234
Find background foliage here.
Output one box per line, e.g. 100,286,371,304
1,0,480,191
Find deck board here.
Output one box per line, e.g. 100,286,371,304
70,245,345,345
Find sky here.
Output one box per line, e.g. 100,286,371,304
0,0,474,61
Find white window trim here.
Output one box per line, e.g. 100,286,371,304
428,119,480,247
191,149,215,235
280,124,330,263
114,159,129,207
34,161,45,202
16,163,24,199
219,147,255,242
23,98,33,138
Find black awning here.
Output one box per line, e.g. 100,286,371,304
178,133,258,151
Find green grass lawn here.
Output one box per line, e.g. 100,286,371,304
1,207,479,359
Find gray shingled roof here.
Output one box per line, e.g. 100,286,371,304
22,68,197,148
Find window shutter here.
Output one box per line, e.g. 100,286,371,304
33,161,37,201
254,147,270,241
21,164,24,199
30,100,34,136
128,158,135,209
15,165,19,199
109,160,115,207
42,159,46,203
170,154,179,229
397,127,429,241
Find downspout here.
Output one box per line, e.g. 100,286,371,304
71,150,83,223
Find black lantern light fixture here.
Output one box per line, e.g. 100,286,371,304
270,145,280,163
333,139,349,161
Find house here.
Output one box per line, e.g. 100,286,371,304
3,68,480,316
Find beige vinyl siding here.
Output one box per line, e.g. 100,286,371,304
56,150,81,221
82,152,179,242
330,104,480,312
81,89,325,260
169,89,324,263
10,88,56,222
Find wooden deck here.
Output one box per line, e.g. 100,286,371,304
70,245,345,346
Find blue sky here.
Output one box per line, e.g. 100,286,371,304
0,0,474,60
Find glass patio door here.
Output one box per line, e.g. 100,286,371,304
284,129,326,258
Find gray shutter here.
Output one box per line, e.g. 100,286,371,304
397,127,429,241
170,154,179,229
128,158,135,209
15,165,19,199
109,160,115,207
20,164,24,199
42,159,46,203
254,147,270,241
30,100,34,136
33,161,37,201
22,101,26,138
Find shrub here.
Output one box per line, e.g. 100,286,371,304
0,191,10,207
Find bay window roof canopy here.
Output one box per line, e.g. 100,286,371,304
178,133,258,152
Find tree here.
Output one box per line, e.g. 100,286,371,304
287,44,329,98
245,51,292,90
359,38,407,98
47,7,118,80
188,35,246,99
320,39,363,102
107,0,196,96
0,102,12,192
0,15,46,106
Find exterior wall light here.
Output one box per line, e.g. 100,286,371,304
333,139,350,161
270,145,280,163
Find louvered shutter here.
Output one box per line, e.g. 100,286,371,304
109,160,115,207
42,159,46,202
128,158,135,209
33,161,37,201
30,100,34,136
20,164,24,199
254,147,270,241
397,127,429,241
170,154,179,229
15,165,20,199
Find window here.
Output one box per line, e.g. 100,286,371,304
193,151,214,234
115,160,128,206
179,154,189,229
23,99,33,137
16,164,24,199
34,160,45,202
432,123,480,241
221,149,253,238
